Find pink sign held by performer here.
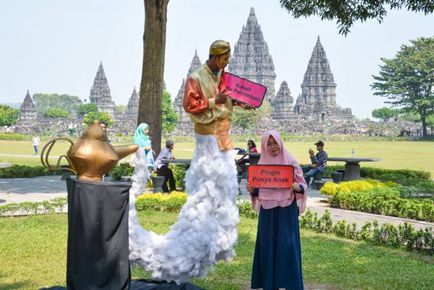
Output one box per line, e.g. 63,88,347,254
222,72,267,108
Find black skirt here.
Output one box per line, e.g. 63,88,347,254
251,201,304,290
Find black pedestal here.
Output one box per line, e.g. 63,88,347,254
66,178,131,290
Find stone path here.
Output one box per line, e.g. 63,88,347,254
0,175,433,231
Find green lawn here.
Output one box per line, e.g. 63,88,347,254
1,140,434,176
0,211,433,290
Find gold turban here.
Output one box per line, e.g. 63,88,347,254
209,40,231,56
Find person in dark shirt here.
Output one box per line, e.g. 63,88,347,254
303,140,328,185
155,140,176,192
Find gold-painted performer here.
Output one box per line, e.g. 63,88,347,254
183,40,252,150
128,41,254,282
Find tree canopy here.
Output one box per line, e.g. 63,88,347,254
33,93,82,115
162,91,178,134
83,111,114,127
233,100,270,132
279,0,434,35
43,107,70,118
76,103,98,116
0,105,19,126
371,37,434,136
371,107,397,122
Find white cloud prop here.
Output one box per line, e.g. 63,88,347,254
128,135,239,283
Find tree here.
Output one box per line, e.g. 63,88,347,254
83,111,114,127
371,107,397,122
279,0,434,35
138,0,169,154
0,105,19,126
116,105,127,115
76,103,97,116
33,93,82,115
372,37,434,136
43,107,70,118
232,107,259,132
162,91,178,134
232,100,271,132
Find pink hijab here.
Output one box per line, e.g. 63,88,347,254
251,130,308,213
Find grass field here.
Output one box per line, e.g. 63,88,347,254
0,211,433,290
1,139,433,176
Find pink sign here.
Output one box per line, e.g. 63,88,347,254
222,72,267,108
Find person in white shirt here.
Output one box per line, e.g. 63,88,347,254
155,140,176,192
31,135,40,155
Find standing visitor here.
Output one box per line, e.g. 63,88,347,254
31,135,40,155
247,130,307,290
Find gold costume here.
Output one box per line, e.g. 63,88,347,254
183,64,234,150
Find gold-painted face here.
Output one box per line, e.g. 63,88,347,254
215,52,230,70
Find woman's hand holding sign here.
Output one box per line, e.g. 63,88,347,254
247,180,303,194
292,182,303,193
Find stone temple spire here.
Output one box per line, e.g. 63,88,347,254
20,89,37,121
294,37,352,121
124,86,139,120
271,81,294,120
89,62,116,117
174,50,202,125
302,36,337,89
228,7,276,100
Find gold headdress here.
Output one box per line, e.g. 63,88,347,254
209,40,231,56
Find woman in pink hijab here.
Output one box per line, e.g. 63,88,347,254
247,130,307,290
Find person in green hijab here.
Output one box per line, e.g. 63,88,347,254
134,123,155,168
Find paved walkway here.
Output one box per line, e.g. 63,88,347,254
0,175,433,231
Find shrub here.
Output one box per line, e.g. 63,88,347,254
0,165,58,178
325,166,434,193
236,199,257,218
135,191,188,212
0,197,66,216
300,210,433,255
360,167,431,185
328,184,434,222
320,179,391,196
109,163,135,180
0,133,28,141
109,163,188,190
320,182,339,196
170,164,187,189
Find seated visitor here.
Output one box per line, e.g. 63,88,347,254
302,140,328,185
155,140,176,193
237,139,259,174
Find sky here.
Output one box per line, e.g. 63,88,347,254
0,0,433,119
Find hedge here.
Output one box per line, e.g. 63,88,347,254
0,165,60,178
110,162,188,190
0,133,28,141
300,210,433,255
324,183,434,222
